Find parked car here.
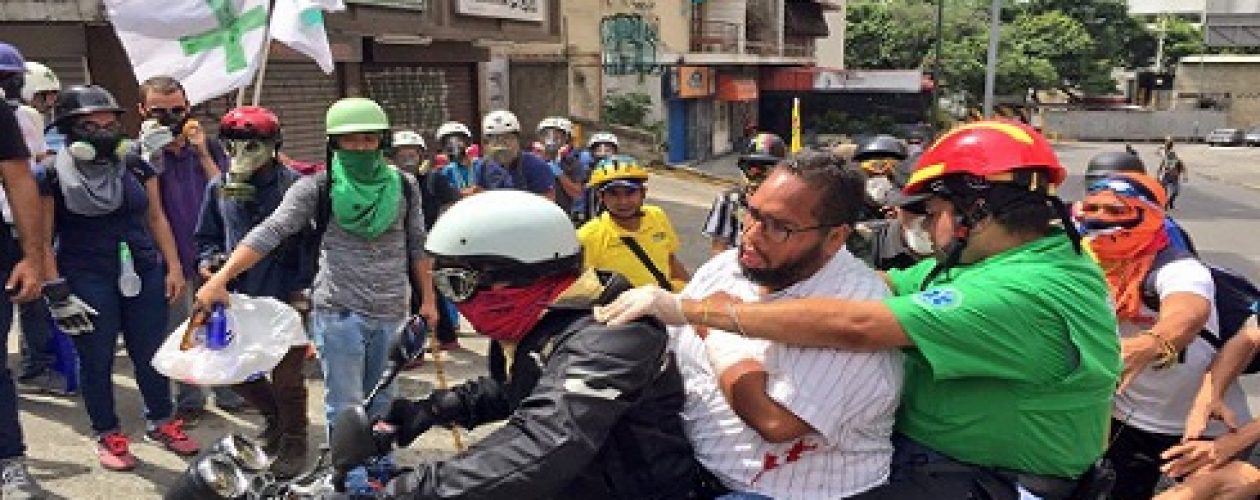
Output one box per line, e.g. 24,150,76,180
1245,127,1260,146
1206,128,1246,147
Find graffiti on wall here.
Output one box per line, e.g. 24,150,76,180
363,67,450,135
601,14,663,77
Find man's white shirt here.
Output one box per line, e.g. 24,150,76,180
674,248,902,499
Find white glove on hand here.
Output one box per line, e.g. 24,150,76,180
704,330,766,375
139,119,175,157
594,285,684,326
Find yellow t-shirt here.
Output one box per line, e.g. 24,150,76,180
577,205,681,288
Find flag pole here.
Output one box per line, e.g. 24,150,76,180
250,0,276,106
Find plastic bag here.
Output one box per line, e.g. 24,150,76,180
152,294,306,386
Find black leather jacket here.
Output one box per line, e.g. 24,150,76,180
385,270,697,499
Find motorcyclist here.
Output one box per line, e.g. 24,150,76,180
377,190,697,499
851,134,927,270
434,121,478,198
534,116,586,218
598,120,1122,500
703,132,785,256
475,110,555,199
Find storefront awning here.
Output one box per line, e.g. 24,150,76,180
718,75,759,101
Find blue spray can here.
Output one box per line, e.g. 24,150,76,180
204,303,232,350
47,322,81,393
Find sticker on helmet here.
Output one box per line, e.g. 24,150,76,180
913,287,963,310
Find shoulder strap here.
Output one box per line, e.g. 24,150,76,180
619,235,674,291
1140,246,1193,312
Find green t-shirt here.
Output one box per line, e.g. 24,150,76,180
884,231,1120,478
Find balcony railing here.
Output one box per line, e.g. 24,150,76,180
744,40,813,58
690,21,740,54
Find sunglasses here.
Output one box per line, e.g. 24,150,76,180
147,106,188,116
1087,178,1158,206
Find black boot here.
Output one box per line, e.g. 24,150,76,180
269,433,309,479
258,414,282,454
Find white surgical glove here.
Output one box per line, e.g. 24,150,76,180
139,119,175,158
594,285,684,326
704,329,766,375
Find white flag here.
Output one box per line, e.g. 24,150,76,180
105,0,270,105
270,0,345,74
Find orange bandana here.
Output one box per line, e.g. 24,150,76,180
1081,174,1169,321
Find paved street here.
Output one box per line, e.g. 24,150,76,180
6,142,1259,498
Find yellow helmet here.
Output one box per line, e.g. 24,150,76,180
587,154,649,188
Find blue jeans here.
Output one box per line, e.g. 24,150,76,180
69,266,174,433
166,279,243,410
17,299,52,378
311,309,407,436
0,287,22,459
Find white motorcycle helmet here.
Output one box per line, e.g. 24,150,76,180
435,121,472,141
392,129,426,149
21,61,60,102
587,132,619,149
536,116,574,136
426,191,581,301
482,110,521,136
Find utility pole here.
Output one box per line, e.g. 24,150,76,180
930,0,944,127
982,0,1001,118
1154,13,1167,73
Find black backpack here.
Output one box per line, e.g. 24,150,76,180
1141,247,1260,372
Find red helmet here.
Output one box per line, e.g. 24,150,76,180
903,120,1064,196
220,106,281,141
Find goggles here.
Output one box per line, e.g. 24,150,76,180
1087,178,1160,207
433,265,537,302
860,158,900,176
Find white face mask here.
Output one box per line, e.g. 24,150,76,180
903,215,935,256
865,176,895,205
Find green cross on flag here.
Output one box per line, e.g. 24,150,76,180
180,0,268,73
104,0,271,104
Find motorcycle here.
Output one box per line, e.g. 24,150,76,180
165,316,429,499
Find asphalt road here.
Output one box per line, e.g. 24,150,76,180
7,141,1259,498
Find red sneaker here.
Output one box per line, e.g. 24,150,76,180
146,418,201,456
97,432,138,471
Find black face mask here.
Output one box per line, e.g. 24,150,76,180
150,108,189,133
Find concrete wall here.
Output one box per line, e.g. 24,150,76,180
1043,109,1227,142
1174,59,1260,128
814,4,847,69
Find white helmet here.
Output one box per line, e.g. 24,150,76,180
482,110,521,136
21,61,60,102
427,190,579,265
536,116,574,136
392,129,425,149
587,132,619,149
435,121,472,141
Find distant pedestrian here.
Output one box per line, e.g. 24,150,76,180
1157,138,1187,209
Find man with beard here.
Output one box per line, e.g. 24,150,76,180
653,151,901,498
598,121,1121,500
577,155,688,290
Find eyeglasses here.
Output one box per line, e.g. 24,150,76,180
738,200,838,243
147,106,188,116
71,120,122,135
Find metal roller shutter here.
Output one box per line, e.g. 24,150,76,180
198,60,341,164
362,63,478,145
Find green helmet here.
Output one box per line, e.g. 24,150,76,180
325,97,389,136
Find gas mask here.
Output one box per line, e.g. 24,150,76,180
392,148,425,174
67,119,125,162
485,134,520,166
443,136,468,162
865,176,896,206
222,138,276,200
592,143,617,161
901,215,934,256
539,129,568,157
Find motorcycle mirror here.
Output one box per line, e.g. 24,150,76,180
330,406,378,470
390,316,428,367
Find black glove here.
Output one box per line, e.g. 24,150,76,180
383,398,438,447
42,279,98,336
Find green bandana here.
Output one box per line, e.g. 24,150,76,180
331,150,402,239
